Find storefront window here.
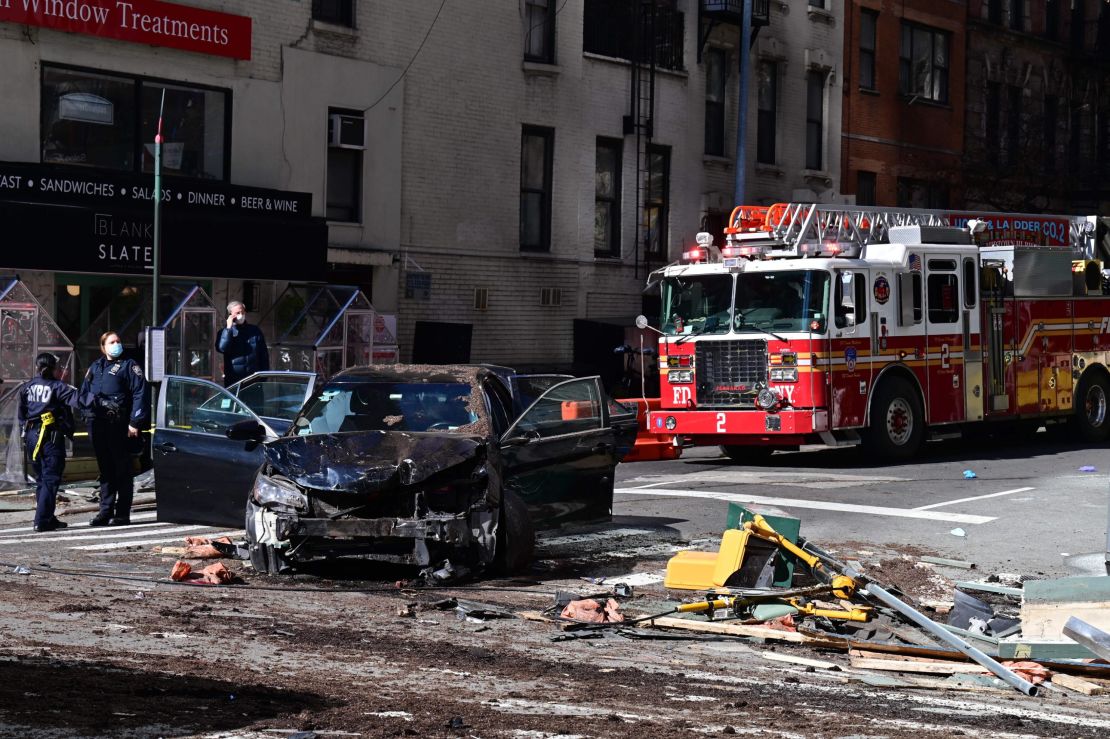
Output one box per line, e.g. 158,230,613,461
41,65,229,180
41,67,136,171
140,83,226,180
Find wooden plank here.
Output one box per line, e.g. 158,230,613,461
850,656,989,675
641,616,808,643
849,673,998,692
851,649,969,664
760,651,842,671
920,556,976,570
998,640,1098,661
1020,601,1110,640
1051,673,1110,696
955,581,1022,597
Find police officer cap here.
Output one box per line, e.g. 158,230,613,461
36,352,58,373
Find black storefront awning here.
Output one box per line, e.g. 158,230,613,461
0,161,327,281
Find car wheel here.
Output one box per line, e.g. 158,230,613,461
494,490,535,575
720,445,775,464
863,377,925,460
245,502,289,575
1071,371,1110,443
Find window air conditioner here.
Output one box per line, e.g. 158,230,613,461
329,114,365,149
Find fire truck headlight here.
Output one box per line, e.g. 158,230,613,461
770,367,798,382
664,416,677,430
757,388,778,410
668,370,693,383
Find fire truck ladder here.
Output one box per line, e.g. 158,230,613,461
727,203,1096,255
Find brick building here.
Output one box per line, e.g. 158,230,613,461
840,0,966,209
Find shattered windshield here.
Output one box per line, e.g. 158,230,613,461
735,271,830,334
660,274,734,336
292,382,481,435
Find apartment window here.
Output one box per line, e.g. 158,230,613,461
313,0,355,27
756,61,777,164
857,171,877,206
985,82,1000,164
41,64,229,180
524,0,555,63
326,108,363,222
805,69,824,170
643,145,670,258
1009,0,1023,31
1044,95,1058,173
583,0,685,72
704,48,727,156
1005,85,1022,167
1045,0,1058,40
520,126,554,252
987,0,1002,24
897,178,948,209
860,9,877,90
595,138,622,258
808,0,826,8
899,23,949,103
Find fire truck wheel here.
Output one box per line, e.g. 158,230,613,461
864,377,925,460
1072,371,1110,443
494,490,535,575
719,445,775,463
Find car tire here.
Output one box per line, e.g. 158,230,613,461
720,445,775,464
1071,370,1110,443
245,502,289,575
863,376,925,461
494,490,535,575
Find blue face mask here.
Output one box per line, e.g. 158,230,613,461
107,342,123,359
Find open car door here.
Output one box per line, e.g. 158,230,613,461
227,371,317,435
499,376,619,525
154,376,278,528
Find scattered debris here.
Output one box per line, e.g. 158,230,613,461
11,565,30,575
920,556,976,570
1063,617,1110,662
168,561,237,585
949,527,967,537
560,598,624,624
1078,465,1098,473
962,469,977,479
1052,672,1110,696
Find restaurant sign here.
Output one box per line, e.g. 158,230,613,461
0,0,252,60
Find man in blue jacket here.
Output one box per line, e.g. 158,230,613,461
216,300,269,386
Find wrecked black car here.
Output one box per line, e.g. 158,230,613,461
154,366,637,574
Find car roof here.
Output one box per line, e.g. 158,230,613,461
327,364,513,386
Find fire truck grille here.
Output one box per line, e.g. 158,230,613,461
695,340,768,407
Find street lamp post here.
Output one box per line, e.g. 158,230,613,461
152,88,165,328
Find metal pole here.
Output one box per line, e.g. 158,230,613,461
152,88,165,327
733,0,753,204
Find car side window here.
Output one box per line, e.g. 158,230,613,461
235,377,313,421
165,377,254,436
514,378,602,438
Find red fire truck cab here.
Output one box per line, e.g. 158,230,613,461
644,203,1110,461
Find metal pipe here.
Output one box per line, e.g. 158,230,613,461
801,540,1038,696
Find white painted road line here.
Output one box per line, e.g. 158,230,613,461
913,486,1035,511
538,528,662,548
70,530,242,551
0,525,215,546
0,520,171,539
614,488,996,524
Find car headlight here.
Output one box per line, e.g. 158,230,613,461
251,474,307,511
668,369,693,384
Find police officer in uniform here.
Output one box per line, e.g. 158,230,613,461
80,331,149,527
19,353,78,532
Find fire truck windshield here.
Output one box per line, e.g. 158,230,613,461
660,275,733,336
735,271,829,334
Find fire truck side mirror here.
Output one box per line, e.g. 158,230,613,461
635,315,665,336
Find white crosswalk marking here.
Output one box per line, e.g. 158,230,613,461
621,470,905,490
0,525,216,546
69,530,242,551
537,528,661,548
0,520,168,539
615,488,996,524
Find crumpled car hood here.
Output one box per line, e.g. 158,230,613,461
264,431,487,493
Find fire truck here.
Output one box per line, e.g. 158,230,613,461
642,203,1110,461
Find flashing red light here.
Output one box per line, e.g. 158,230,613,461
721,246,738,258
683,247,704,263
678,356,692,367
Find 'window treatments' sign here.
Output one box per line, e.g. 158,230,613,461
0,0,252,60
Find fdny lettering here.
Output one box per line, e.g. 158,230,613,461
25,384,53,404
672,386,692,405
1100,316,1110,333
773,385,796,404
